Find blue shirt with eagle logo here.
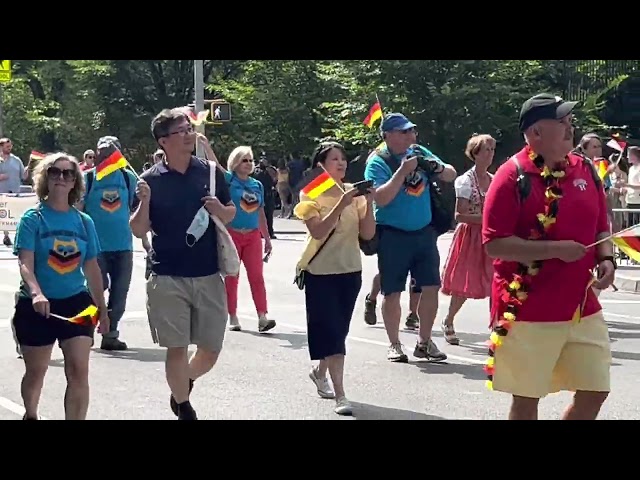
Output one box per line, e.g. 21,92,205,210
13,204,100,299
82,169,138,252
365,144,445,232
224,171,264,230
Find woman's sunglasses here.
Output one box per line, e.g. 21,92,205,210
48,166,76,181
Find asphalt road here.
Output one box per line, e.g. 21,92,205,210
1,219,639,420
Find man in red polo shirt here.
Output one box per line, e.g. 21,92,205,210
482,93,615,420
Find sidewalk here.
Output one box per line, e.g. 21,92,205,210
615,266,640,294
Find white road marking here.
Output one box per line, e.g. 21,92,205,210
599,299,640,305
0,396,48,420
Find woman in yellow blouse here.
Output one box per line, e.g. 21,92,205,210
294,141,375,416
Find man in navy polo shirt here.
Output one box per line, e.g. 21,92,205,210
365,113,457,363
130,108,236,420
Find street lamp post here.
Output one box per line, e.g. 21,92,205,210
194,60,205,158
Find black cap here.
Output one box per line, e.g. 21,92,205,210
519,94,578,132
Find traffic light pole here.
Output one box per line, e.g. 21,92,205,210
194,60,205,158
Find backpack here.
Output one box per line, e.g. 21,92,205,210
358,149,454,256
513,152,601,201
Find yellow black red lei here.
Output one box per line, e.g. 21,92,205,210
485,146,567,390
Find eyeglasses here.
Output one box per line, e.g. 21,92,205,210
241,158,253,163
48,166,76,181
167,126,195,136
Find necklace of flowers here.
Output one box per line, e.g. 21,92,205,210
485,146,568,390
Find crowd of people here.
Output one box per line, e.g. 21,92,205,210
1,91,624,420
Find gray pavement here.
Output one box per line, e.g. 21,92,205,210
1,219,639,420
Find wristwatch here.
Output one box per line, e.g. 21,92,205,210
598,255,617,270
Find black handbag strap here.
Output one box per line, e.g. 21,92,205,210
306,215,340,268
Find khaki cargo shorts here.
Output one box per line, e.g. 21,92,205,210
492,311,611,399
146,273,227,352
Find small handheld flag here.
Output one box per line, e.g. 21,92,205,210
96,149,129,181
363,101,383,129
30,151,46,161
50,304,99,325
611,225,640,263
606,133,627,153
188,110,210,126
299,167,337,200
594,158,609,181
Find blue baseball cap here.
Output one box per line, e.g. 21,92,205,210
380,113,417,133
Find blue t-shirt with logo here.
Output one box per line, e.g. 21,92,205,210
364,144,445,232
225,172,264,230
13,204,101,299
82,169,138,252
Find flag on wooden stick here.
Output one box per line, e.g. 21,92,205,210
611,224,640,262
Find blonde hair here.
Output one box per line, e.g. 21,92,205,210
465,133,495,161
227,146,254,174
33,153,85,206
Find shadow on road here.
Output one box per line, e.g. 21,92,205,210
607,320,640,331
242,330,308,350
611,350,640,362
91,347,168,363
350,401,447,420
413,361,486,382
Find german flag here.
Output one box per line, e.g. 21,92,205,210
299,167,337,200
96,150,129,181
612,225,640,263
594,158,609,181
30,150,46,161
187,110,209,125
363,102,383,129
68,305,99,325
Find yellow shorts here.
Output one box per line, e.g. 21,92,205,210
492,311,611,399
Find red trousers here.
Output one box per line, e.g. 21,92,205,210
224,229,268,316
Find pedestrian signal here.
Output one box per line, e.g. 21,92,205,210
210,102,231,123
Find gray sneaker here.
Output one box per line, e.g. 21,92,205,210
413,338,447,362
364,294,377,325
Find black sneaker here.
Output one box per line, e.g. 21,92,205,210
22,413,38,420
405,312,419,330
177,401,198,420
170,378,195,417
364,294,377,325
100,337,128,351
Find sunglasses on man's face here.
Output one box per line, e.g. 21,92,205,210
48,166,76,181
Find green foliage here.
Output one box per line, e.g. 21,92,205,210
1,60,636,172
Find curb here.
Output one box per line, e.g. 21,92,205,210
615,274,640,294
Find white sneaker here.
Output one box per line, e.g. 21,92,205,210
387,343,408,363
228,315,241,331
334,397,353,416
309,367,335,399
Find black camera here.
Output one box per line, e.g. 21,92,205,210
408,144,443,175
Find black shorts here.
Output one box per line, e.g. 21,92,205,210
13,291,96,347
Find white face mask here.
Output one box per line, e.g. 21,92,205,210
186,206,210,247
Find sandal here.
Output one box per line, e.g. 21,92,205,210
441,319,460,345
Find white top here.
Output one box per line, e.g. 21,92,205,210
626,164,640,205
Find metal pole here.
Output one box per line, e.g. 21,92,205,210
0,84,4,137
194,60,205,158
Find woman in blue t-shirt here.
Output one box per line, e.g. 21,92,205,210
12,152,109,420
208,142,274,333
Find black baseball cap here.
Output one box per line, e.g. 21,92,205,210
519,94,578,132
